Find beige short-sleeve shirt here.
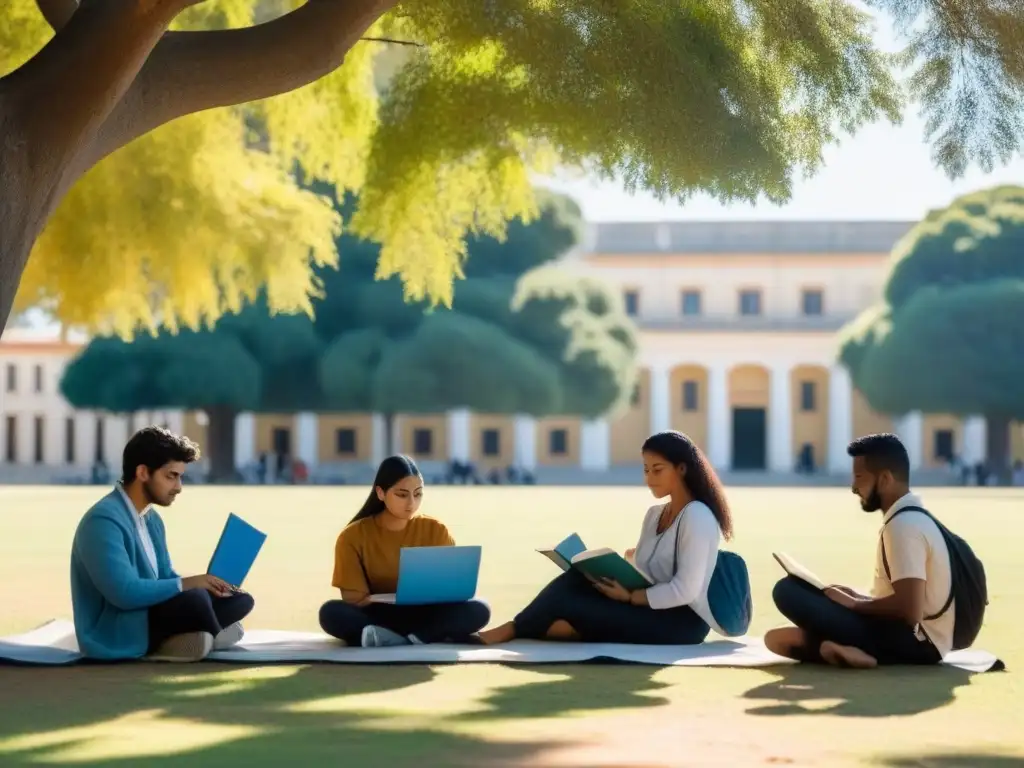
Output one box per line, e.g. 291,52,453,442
871,493,954,658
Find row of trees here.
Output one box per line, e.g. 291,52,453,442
840,186,1024,481
60,190,639,480
58,184,1024,483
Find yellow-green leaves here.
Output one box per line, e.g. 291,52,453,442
6,0,1020,336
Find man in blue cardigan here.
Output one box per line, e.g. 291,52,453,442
71,426,255,661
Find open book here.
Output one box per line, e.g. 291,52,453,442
537,533,587,570
539,534,653,591
571,548,653,591
772,552,827,591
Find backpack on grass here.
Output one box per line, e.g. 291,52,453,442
669,512,752,637
707,551,753,637
881,505,988,651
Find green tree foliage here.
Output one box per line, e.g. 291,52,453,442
61,301,324,480
6,0,1022,335
318,190,638,446
61,190,638,474
838,186,1024,480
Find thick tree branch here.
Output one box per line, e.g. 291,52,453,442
84,0,399,170
5,1,196,202
35,0,79,30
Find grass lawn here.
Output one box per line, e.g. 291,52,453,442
0,484,1021,767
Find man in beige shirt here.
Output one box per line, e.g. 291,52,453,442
766,433,950,668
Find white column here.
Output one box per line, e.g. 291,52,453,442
371,414,387,465
447,409,471,462
769,364,793,472
827,365,854,474
706,364,731,471
962,416,987,464
579,419,610,471
649,365,671,435
103,414,128,469
74,412,95,470
896,411,923,470
44,413,64,466
234,412,256,469
295,412,318,468
15,413,32,465
389,415,402,455
165,410,185,434
513,415,537,470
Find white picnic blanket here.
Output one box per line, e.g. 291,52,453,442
0,620,1005,672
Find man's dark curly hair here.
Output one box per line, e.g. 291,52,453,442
121,426,200,484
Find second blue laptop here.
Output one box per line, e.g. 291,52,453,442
370,545,482,605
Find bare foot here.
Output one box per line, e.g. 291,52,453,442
545,620,581,641
478,621,516,645
820,641,878,669
764,627,806,659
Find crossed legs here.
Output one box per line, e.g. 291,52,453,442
765,576,941,668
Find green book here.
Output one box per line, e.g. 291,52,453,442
569,548,653,591
537,532,587,571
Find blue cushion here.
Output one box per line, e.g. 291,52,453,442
707,551,753,637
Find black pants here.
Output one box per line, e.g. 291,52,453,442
514,570,710,645
772,576,941,665
318,599,491,645
147,588,255,653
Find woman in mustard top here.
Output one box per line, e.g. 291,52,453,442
318,455,491,647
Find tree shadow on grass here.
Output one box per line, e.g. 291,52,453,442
0,663,567,767
880,752,1024,767
463,662,668,721
741,664,975,717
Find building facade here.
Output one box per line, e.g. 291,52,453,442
1,220,1018,480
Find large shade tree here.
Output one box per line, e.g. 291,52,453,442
838,185,1024,482
318,189,638,450
61,301,324,479
61,189,636,475
3,0,1023,336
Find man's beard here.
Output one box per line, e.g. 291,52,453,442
861,482,883,512
143,479,174,507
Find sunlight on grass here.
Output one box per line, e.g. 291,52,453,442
0,485,1021,767
0,709,259,763
156,666,304,699
288,665,563,718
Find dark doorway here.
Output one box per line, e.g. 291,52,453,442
272,427,292,457
732,408,767,470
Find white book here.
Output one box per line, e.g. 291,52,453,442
772,552,827,591
368,593,397,604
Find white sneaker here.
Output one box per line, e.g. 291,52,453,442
361,625,410,648
148,632,214,662
213,623,244,651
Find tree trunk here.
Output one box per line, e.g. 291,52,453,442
205,405,238,484
1,0,397,334
984,414,1012,486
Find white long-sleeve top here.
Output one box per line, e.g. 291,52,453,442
633,501,722,632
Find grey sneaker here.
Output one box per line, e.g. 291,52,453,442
213,622,244,651
148,631,214,662
361,625,410,648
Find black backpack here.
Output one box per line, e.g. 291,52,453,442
881,505,988,651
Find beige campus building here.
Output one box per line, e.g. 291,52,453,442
1,220,1017,481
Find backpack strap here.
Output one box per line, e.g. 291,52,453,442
880,505,952,623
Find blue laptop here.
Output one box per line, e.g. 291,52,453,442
370,545,482,605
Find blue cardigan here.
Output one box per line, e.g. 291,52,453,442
70,489,182,659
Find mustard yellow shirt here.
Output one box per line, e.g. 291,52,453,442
331,514,456,595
